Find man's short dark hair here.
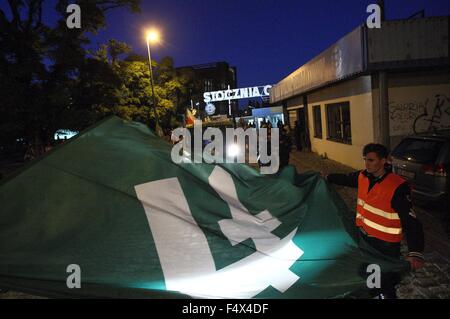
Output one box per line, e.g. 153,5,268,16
363,143,388,159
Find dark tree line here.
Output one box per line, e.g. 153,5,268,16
0,0,196,157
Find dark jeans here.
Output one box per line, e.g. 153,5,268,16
445,194,450,237
359,229,402,298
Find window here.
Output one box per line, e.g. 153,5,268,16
204,79,213,92
326,102,351,144
313,105,322,138
392,138,444,164
288,111,297,129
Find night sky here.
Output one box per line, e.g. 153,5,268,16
2,0,450,88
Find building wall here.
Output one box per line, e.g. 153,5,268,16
387,70,450,148
284,71,449,169
306,76,374,169
176,62,237,116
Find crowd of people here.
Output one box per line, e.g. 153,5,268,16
255,119,293,170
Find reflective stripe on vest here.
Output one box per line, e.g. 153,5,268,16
356,172,406,243
357,199,400,220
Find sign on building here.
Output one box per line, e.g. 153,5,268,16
205,103,216,115
204,85,272,103
203,85,272,116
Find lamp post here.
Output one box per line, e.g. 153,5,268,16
146,30,162,136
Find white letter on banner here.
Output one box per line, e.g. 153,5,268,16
134,167,303,298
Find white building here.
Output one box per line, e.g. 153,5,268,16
271,16,450,169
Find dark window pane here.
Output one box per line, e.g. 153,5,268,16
326,102,351,144
392,138,444,163
313,105,322,138
341,103,351,142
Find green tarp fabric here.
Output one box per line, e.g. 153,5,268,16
0,116,409,298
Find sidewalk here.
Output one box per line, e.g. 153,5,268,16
289,149,450,299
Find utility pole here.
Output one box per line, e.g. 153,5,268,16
377,0,385,21
376,0,390,148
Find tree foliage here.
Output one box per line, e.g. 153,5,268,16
0,0,141,154
1,0,197,157
89,42,193,131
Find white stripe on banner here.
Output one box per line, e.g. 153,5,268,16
135,166,304,298
135,178,216,283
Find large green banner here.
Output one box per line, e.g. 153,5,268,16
0,116,408,298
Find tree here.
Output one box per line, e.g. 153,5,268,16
0,0,141,156
100,50,191,130
107,39,131,64
175,67,203,122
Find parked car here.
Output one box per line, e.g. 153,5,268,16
391,131,450,208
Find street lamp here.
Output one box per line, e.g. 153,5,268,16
145,29,162,136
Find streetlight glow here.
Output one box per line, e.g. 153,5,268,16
144,27,162,136
227,143,240,157
146,30,160,43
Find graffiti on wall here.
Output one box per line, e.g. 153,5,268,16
413,94,450,134
389,94,450,136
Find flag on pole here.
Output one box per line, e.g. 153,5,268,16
186,108,196,126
